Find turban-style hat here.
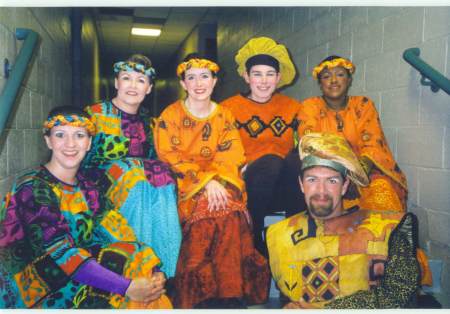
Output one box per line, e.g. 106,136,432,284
299,132,369,187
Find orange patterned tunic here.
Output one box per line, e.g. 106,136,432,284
154,100,270,308
154,100,247,224
221,93,301,163
299,96,407,212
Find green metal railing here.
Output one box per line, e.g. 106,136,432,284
403,48,450,95
0,28,39,135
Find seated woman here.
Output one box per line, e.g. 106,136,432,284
299,55,407,212
0,106,171,309
154,53,270,309
83,54,181,278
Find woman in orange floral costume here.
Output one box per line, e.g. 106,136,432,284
154,53,270,309
299,55,407,212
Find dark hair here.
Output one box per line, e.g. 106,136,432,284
245,54,280,74
115,54,154,83
44,106,91,136
180,52,218,80
316,55,351,80
127,54,152,68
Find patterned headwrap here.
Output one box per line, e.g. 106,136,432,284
299,132,369,187
114,61,156,80
176,58,220,78
312,57,355,79
43,114,96,136
235,37,296,88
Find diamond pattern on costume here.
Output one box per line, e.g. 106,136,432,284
301,257,339,302
242,116,266,138
270,116,287,137
237,115,299,138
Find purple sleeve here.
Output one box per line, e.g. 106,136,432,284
73,259,132,296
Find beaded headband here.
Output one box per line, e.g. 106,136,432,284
176,58,220,78
312,58,355,79
114,61,156,79
43,114,96,136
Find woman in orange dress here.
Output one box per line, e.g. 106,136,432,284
299,55,407,212
154,53,269,309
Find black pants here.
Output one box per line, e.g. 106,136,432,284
244,150,306,256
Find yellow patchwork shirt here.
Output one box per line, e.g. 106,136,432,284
267,209,404,306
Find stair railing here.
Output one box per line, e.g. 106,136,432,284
0,28,39,136
403,47,450,95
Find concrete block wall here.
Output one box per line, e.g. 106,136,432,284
217,6,450,306
0,8,72,201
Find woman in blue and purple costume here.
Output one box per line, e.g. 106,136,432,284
82,54,181,278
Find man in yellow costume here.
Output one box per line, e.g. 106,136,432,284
267,132,420,308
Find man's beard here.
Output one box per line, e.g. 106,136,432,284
308,194,334,218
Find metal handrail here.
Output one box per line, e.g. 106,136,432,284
0,28,39,135
403,47,450,95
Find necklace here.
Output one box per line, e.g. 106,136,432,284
323,96,348,132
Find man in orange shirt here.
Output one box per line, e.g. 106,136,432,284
221,37,306,256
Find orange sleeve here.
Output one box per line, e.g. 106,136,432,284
355,99,395,170
298,98,322,136
154,104,217,200
207,109,246,192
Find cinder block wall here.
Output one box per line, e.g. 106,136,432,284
217,7,450,305
0,8,72,200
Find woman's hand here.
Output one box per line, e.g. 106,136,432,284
125,272,166,304
205,179,230,211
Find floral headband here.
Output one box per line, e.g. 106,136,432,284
43,114,96,136
176,58,220,78
114,61,156,79
312,58,355,79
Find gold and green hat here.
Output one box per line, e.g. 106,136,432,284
235,37,296,88
299,132,369,187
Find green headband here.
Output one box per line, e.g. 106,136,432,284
114,61,156,79
301,155,347,177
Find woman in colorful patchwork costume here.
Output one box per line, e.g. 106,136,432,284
154,53,270,309
0,106,171,308
221,37,306,256
83,54,181,278
299,55,407,212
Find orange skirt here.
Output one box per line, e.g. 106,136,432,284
173,191,270,308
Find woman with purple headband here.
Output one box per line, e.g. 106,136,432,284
83,54,181,279
0,106,172,308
